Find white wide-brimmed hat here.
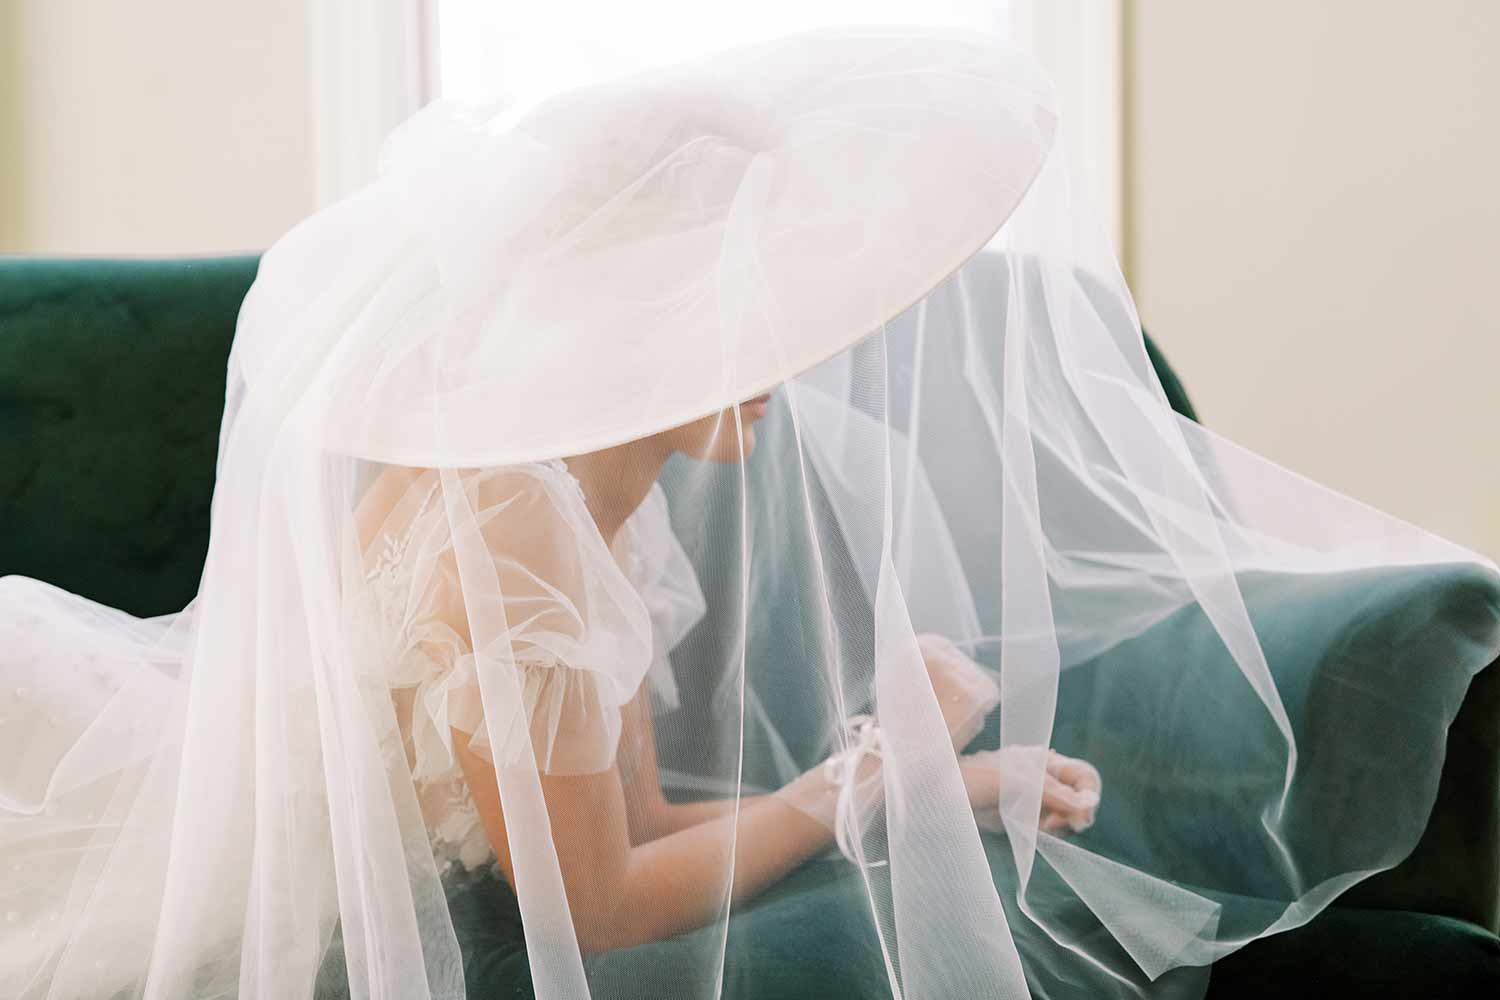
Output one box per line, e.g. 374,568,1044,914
236,26,1057,465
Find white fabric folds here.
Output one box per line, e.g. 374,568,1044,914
3,24,1499,1000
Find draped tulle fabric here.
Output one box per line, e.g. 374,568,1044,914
364,464,705,873
3,25,1499,1000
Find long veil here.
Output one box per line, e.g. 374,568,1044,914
3,25,1498,1000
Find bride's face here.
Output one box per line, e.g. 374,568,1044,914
661,391,774,463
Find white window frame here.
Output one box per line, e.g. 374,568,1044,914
307,0,440,207
1012,0,1123,253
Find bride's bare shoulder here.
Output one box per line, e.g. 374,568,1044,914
353,463,592,580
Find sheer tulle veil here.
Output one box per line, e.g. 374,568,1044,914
2,24,1498,1000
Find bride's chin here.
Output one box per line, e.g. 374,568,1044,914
666,409,760,463
702,428,755,464
719,435,756,463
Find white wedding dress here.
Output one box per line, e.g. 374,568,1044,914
356,461,706,876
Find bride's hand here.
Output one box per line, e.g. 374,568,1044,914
959,747,1101,836
916,633,1000,751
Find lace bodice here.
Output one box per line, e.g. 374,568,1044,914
359,461,705,876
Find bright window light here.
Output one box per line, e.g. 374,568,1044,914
437,1,1006,109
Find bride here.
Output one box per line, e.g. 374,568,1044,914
351,401,1100,956
3,25,1496,1000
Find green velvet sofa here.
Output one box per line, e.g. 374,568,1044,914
2,256,1497,998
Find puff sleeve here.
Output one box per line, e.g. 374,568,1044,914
362,461,656,780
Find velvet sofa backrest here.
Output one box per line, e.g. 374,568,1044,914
0,257,258,616
0,254,1195,617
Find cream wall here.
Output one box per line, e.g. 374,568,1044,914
1125,1,1500,559
0,0,316,254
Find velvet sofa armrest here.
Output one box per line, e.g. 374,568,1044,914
1337,656,1500,932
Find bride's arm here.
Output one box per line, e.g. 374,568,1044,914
616,634,999,843
615,682,761,842
453,671,1084,952
454,731,833,953
453,714,1072,954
